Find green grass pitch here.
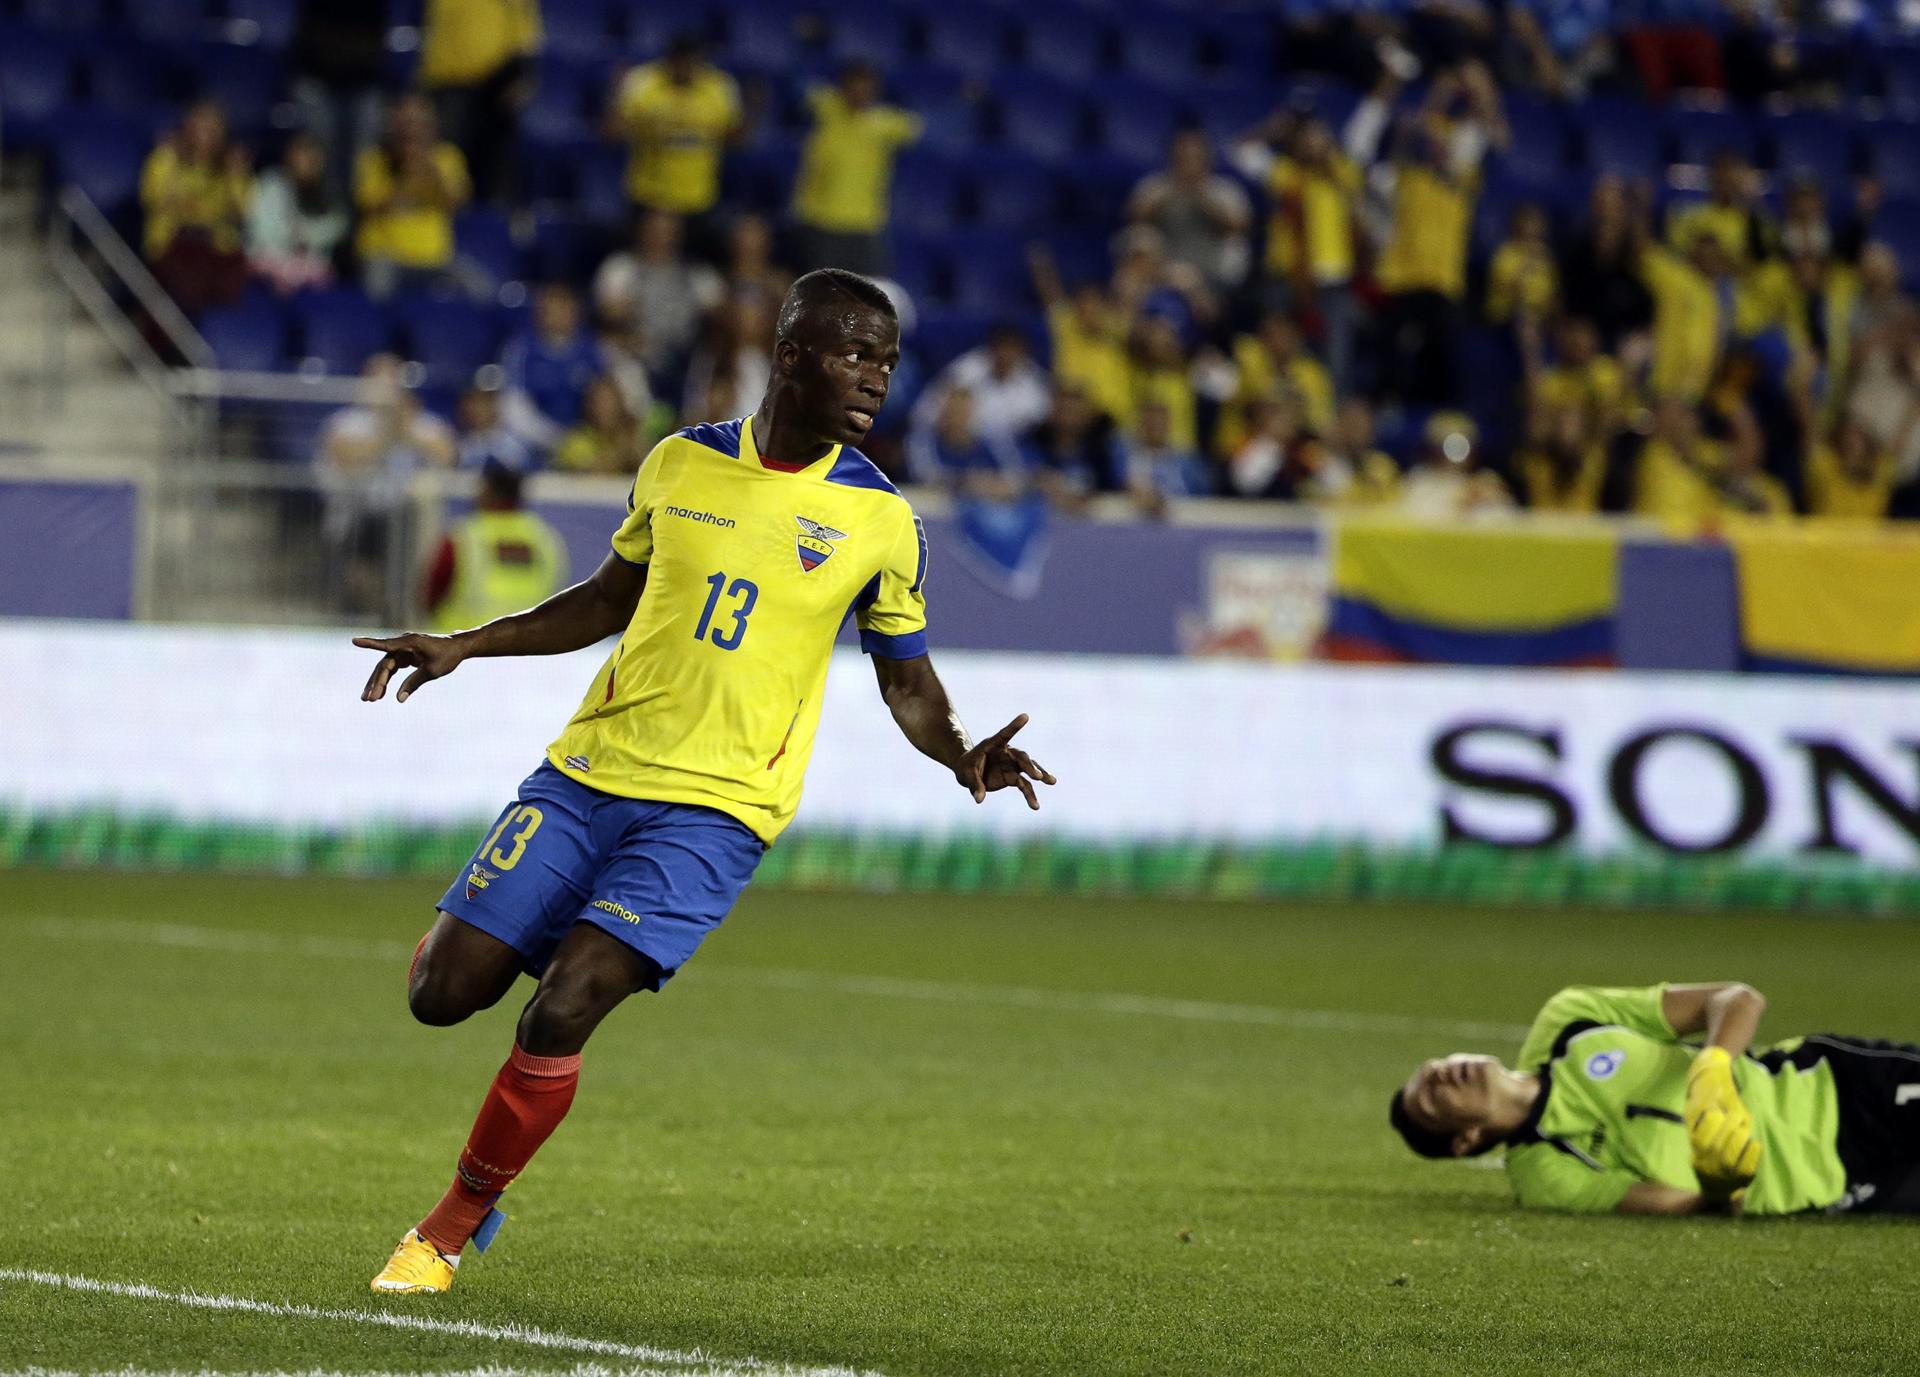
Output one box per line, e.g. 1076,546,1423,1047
3,866,1918,1375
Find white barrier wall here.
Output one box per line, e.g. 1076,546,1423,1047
3,620,1918,869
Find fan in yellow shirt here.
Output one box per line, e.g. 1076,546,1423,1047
1030,246,1133,423
140,101,252,261
1485,202,1558,326
1519,401,1609,513
609,35,742,219
1807,415,1905,520
1637,398,1790,526
355,94,472,294
1216,312,1334,455
417,0,542,203
1641,229,1728,404
792,62,922,277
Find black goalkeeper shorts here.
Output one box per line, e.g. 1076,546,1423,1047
1758,1035,1920,1214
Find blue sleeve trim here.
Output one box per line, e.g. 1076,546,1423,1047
909,515,928,594
675,419,744,459
825,447,900,492
860,627,927,659
610,550,648,569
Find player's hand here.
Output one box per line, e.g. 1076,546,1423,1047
1685,1046,1762,1185
955,713,1057,810
353,632,468,703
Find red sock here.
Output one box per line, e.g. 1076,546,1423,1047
417,1043,581,1254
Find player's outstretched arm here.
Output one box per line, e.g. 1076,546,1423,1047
1615,1182,1741,1217
355,553,647,703
870,654,1057,809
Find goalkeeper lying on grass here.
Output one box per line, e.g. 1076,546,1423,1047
1390,983,1920,1216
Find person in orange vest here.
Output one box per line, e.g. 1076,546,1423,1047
424,461,566,631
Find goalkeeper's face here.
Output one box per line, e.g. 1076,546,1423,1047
1400,1054,1507,1153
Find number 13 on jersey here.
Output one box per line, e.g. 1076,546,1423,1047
694,571,758,650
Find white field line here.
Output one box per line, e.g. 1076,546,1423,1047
10,914,1530,1044
0,1271,881,1377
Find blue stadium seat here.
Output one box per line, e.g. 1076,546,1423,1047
455,207,523,289
527,212,613,283
924,8,1010,79
1202,11,1278,86
828,4,910,67
1116,8,1203,85
887,228,945,306
969,150,1058,228
1869,198,1920,284
1665,105,1756,167
227,0,300,50
1579,98,1662,177
1865,120,1920,199
524,55,601,143
944,228,1030,313
725,1,805,68
573,143,632,226
192,44,287,136
628,0,713,59
1036,229,1109,291
199,298,288,372
129,0,220,43
1499,94,1572,185
891,150,966,234
20,0,107,32
292,290,390,375
1090,77,1183,164
991,76,1086,163
914,89,984,156
911,308,992,370
1060,150,1149,227
1879,43,1920,115
1016,7,1111,85
0,26,75,149
400,295,501,389
51,114,149,215
85,44,182,114
542,0,617,60
723,140,799,216
1766,111,1857,183
1194,86,1276,148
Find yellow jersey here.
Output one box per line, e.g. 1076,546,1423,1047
1806,442,1895,520
1641,246,1721,402
1045,303,1132,420
419,0,541,87
353,143,471,267
140,146,250,258
1377,161,1475,300
548,418,928,843
792,88,923,234
1264,154,1360,283
615,62,741,213
1485,240,1557,323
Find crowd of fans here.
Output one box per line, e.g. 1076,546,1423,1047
120,0,1920,527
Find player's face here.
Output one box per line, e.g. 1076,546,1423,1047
1400,1054,1503,1152
795,307,899,445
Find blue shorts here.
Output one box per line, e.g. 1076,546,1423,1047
438,762,765,990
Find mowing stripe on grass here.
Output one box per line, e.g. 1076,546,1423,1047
12,915,1531,1043
0,1271,882,1377
5,1370,787,1377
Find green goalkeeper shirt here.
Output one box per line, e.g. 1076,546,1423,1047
1503,985,1847,1216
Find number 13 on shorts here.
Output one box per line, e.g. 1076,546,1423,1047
478,804,545,871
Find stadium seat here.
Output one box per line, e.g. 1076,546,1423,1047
1579,98,1662,177
945,228,1030,314
1864,121,1920,199
542,0,617,61
990,76,1086,164
1665,105,1756,167
291,290,390,375
914,89,984,157
573,143,632,227
924,8,1010,80
1116,8,1203,85
85,44,182,115
969,150,1059,229
828,5,910,68
50,114,150,216
454,207,522,290
0,26,75,149
199,298,288,372
1201,11,1278,86
887,229,945,307
891,150,966,235
1060,150,1150,228
1879,43,1920,115
400,295,501,389
723,140,799,216
910,307,992,370
19,0,108,32
1869,198,1920,284
524,55,600,143
1194,86,1276,148
191,44,287,136
1766,111,1857,183
1499,94,1572,185
526,212,613,283
128,0,219,44
725,1,805,69
627,0,713,60
1090,77,1184,164
226,0,300,50
1016,7,1111,85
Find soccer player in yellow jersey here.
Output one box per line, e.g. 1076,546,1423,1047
355,270,1055,1294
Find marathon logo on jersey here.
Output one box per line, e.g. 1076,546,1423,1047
663,505,736,528
564,754,591,772
466,864,499,899
796,514,846,572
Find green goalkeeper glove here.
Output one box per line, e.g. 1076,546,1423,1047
1685,1046,1762,1186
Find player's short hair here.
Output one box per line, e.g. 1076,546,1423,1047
1389,1088,1499,1159
776,268,896,346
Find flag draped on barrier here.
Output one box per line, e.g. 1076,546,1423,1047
1323,520,1620,666
1729,524,1920,675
